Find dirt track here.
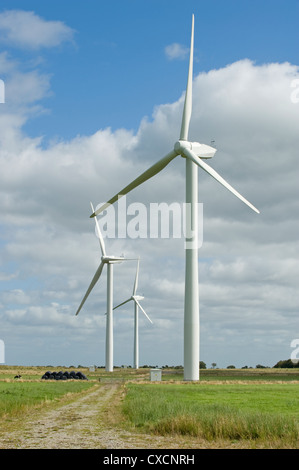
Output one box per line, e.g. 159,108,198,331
0,383,207,449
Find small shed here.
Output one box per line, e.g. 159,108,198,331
150,368,162,381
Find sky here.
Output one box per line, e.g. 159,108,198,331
0,0,298,370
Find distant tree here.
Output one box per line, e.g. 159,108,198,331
211,362,217,369
256,364,267,368
199,361,206,369
227,365,236,369
273,359,299,368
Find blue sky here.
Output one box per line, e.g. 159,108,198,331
1,0,298,140
0,0,298,369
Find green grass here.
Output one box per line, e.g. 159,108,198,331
0,381,94,417
162,368,299,381
122,383,299,444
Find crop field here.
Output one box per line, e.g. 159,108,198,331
0,365,298,449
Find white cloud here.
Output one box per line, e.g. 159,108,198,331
6,69,52,105
165,42,189,60
0,10,75,50
0,47,298,368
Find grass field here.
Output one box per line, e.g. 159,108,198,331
0,381,94,418
121,378,299,447
0,365,98,419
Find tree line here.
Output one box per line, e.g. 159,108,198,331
199,360,299,369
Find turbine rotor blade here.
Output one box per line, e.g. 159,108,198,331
75,261,105,316
133,258,140,296
134,299,153,324
112,298,132,311
183,147,260,214
90,202,106,256
180,14,194,141
90,149,178,217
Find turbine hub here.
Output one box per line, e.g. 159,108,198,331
174,140,191,156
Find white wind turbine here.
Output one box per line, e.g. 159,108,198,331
90,15,259,381
76,202,128,372
112,258,152,369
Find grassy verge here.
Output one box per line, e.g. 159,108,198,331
122,383,299,447
0,381,94,418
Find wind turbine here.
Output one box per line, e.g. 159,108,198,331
90,15,259,381
112,258,152,369
76,202,126,372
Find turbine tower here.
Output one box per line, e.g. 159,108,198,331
113,258,152,369
90,15,259,381
76,202,126,372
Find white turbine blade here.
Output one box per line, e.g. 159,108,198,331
132,258,140,295
90,202,106,256
90,149,177,217
180,14,194,141
134,299,153,324
183,147,260,214
112,298,132,311
75,261,104,316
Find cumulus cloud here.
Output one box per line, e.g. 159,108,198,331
0,26,298,368
0,10,75,50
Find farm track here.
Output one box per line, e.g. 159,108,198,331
0,382,216,449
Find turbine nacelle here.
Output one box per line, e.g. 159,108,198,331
174,140,217,159
101,255,125,264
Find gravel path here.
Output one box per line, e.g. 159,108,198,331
0,383,201,449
